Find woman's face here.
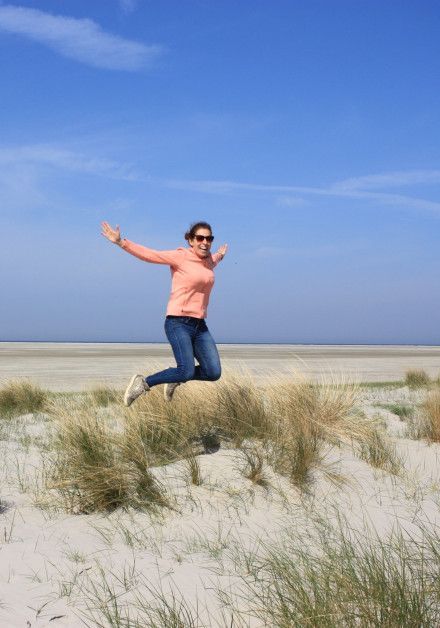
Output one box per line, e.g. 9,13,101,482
189,228,213,259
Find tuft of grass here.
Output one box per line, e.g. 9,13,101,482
88,385,119,407
209,370,271,445
378,403,414,420
184,453,203,486
123,389,192,466
236,519,440,628
420,389,440,442
269,421,321,490
405,369,431,388
265,377,363,489
81,566,204,628
42,369,379,510
358,427,402,474
0,379,47,418
47,396,168,513
239,445,270,489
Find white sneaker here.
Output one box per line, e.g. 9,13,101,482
124,374,149,407
164,382,181,402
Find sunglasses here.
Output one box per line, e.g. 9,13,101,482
194,234,214,243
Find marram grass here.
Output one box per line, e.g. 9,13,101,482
47,395,168,513
405,369,431,388
42,369,384,512
226,516,440,628
77,515,440,627
0,379,47,418
421,388,440,442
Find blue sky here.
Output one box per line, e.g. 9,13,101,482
0,0,439,344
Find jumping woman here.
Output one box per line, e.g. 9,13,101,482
100,221,228,406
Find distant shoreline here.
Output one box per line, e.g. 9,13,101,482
1,340,439,348
1,342,439,390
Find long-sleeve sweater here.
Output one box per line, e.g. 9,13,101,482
120,239,222,319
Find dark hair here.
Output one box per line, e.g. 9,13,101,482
184,221,212,242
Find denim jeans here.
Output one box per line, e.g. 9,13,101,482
145,316,221,388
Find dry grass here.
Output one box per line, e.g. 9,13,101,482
421,388,440,442
42,368,376,510
264,376,368,488
235,518,440,627
239,444,270,488
0,379,47,418
184,453,203,486
405,369,431,388
88,385,119,407
358,427,402,475
46,395,168,513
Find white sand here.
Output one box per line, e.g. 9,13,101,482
1,383,440,626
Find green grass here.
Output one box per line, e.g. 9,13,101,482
234,518,440,627
0,379,48,418
405,369,431,388
359,381,405,389
418,389,440,442
41,371,377,511
238,444,270,489
47,395,169,513
358,428,402,475
88,385,120,407
77,515,440,627
376,403,414,420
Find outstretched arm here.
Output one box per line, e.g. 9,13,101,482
212,243,228,266
100,221,183,266
101,221,121,244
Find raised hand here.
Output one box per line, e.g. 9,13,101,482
216,243,228,259
101,221,121,244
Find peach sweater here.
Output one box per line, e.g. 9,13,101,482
120,239,222,319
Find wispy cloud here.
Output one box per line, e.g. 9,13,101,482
165,173,440,213
0,4,161,70
0,145,142,180
119,0,140,14
2,141,439,215
332,170,440,191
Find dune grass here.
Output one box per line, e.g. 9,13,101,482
358,427,402,474
46,396,168,513
238,444,270,488
76,515,440,627
236,518,440,627
88,385,119,407
405,369,431,388
378,402,414,420
419,389,440,442
38,369,382,511
0,379,48,418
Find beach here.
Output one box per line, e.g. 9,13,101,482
1,342,440,390
1,344,440,625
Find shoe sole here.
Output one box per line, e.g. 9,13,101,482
124,374,141,407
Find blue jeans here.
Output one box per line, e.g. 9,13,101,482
145,316,221,388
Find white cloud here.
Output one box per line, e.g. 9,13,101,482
0,4,161,70
0,144,141,180
119,0,139,14
332,170,440,191
165,173,440,214
2,141,439,216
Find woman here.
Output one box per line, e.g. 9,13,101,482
100,220,228,406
